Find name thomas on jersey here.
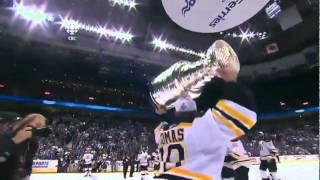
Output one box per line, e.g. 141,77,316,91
160,129,184,145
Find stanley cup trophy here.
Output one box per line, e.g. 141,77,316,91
150,40,240,109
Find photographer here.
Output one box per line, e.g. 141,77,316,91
0,114,48,180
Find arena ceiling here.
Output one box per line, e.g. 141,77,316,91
0,0,318,111
0,0,318,66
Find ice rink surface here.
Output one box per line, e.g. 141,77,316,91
31,161,319,180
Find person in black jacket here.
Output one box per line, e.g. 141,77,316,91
123,154,129,179
129,153,135,178
0,114,47,180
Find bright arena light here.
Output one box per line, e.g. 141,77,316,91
226,28,269,41
12,2,52,29
239,28,251,42
60,19,134,42
109,0,137,10
15,5,46,23
152,38,172,51
10,3,134,42
152,37,205,58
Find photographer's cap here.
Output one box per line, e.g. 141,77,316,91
174,96,197,112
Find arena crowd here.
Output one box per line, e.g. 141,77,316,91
0,113,318,173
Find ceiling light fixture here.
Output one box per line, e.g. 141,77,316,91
10,3,134,42
12,1,53,30
152,37,205,58
59,19,134,43
226,28,269,41
109,0,137,10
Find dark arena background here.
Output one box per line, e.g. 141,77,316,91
0,0,318,180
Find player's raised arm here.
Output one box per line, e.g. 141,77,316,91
211,96,257,139
206,65,257,140
154,121,168,134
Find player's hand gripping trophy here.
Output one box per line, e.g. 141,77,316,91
150,39,240,111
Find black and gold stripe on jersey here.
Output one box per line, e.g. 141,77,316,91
212,99,257,138
159,167,212,180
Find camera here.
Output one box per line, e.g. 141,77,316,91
31,127,52,137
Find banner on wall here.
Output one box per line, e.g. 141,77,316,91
32,160,58,173
161,0,269,33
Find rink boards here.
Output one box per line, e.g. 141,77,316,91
31,155,319,173
30,160,319,180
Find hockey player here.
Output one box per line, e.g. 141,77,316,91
258,132,280,180
154,93,256,180
222,138,252,180
137,148,150,179
82,148,94,177
232,139,252,180
101,153,108,172
152,149,161,173
153,65,257,179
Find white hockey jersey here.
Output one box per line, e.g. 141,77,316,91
259,140,278,160
137,152,150,166
83,153,94,165
152,151,161,165
155,99,257,180
226,140,252,169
